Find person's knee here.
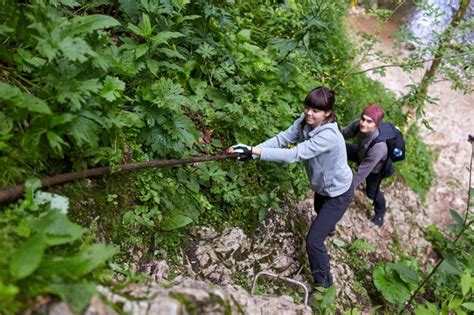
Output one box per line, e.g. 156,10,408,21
366,190,376,200
306,234,326,252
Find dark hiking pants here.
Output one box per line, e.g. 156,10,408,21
346,143,387,217
306,185,354,287
365,172,387,217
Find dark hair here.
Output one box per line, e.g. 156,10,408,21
304,87,337,124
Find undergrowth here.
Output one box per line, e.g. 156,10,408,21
0,0,440,312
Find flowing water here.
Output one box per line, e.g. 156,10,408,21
407,0,474,47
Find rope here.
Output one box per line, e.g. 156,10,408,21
0,153,240,204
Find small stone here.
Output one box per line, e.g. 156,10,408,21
48,302,74,315
148,296,183,315
84,295,117,315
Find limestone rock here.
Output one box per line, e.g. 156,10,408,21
84,295,117,315
48,302,74,315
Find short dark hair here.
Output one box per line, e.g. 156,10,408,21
304,87,335,111
304,87,337,124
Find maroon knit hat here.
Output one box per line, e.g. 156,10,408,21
362,104,384,125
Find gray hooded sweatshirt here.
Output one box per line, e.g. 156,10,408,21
258,115,353,197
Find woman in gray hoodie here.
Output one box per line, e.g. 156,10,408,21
228,87,353,289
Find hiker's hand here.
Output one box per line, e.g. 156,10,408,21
230,144,253,161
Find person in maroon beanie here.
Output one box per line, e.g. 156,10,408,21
342,104,388,226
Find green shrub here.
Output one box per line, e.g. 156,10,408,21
0,182,117,313
0,1,437,310
398,125,436,203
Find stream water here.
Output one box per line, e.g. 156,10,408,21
407,0,474,47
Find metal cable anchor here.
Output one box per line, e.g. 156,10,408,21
251,271,309,305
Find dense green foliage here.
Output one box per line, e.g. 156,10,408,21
0,0,419,224
373,209,473,314
0,0,440,312
416,208,474,314
0,180,118,314
398,125,436,203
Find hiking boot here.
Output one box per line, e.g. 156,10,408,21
371,214,384,227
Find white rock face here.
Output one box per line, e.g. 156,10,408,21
93,277,312,315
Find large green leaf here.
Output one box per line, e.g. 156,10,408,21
49,0,80,8
107,110,144,129
141,13,153,37
69,14,120,35
440,255,463,275
70,244,119,276
0,82,51,114
373,264,411,304
56,79,102,110
463,303,474,311
46,282,96,314
450,208,464,227
160,47,186,60
461,269,472,296
46,131,69,155
389,263,419,285
16,48,47,70
414,302,439,315
0,25,14,34
150,31,184,44
10,235,46,279
30,211,83,246
49,113,75,127
58,37,96,62
161,213,193,231
0,112,13,135
69,115,101,147
0,282,19,308
39,243,119,279
100,76,125,101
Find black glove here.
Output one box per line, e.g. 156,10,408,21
232,144,253,161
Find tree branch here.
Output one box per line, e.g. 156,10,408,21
349,52,473,76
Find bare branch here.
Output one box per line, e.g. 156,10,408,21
350,52,473,76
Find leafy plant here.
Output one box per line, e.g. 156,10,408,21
399,140,472,314
0,1,447,311
0,189,118,314
410,210,474,314
310,285,337,314
397,125,436,202
373,261,419,304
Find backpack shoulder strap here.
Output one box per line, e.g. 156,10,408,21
367,122,396,151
